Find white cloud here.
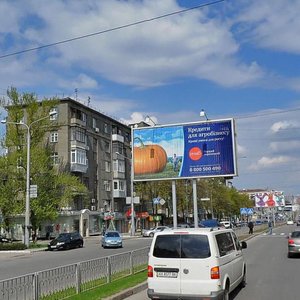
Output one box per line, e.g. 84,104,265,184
58,74,98,90
249,155,293,171
237,0,300,54
270,120,300,133
0,0,265,89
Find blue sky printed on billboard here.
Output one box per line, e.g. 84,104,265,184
133,119,237,181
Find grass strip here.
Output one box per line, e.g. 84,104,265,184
68,270,147,300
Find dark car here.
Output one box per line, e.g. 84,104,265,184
48,232,83,251
0,235,10,243
288,231,300,258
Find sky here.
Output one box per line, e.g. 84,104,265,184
0,0,300,197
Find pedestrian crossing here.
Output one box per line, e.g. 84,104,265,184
260,232,287,237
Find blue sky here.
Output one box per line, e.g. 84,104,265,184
0,0,300,196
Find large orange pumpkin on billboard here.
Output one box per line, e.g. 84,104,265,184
134,140,167,175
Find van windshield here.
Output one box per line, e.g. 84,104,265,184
153,234,210,259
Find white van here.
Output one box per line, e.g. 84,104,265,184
147,227,247,299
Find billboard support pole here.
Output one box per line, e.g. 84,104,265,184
192,179,198,228
172,180,177,228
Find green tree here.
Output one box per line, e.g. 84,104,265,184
0,87,88,241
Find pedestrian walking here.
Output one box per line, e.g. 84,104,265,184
268,220,273,235
248,221,254,234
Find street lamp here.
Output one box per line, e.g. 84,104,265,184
200,109,209,120
145,115,157,126
115,151,135,236
1,111,57,247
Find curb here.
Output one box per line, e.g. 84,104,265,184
103,281,148,300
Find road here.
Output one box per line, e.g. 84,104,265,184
0,235,152,281
125,224,299,300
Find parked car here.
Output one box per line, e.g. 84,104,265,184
142,226,169,237
287,231,300,258
102,231,122,248
147,227,247,299
48,232,83,251
0,235,10,243
199,219,224,228
220,221,232,229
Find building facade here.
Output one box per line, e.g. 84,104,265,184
48,97,133,236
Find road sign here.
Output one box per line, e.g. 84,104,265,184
30,185,37,198
159,198,166,205
200,198,210,201
153,197,160,205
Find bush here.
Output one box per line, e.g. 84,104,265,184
0,242,27,250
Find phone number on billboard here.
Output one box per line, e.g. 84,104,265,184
189,166,221,172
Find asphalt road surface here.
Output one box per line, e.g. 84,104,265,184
0,235,152,281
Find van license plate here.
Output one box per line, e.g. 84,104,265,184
156,272,178,278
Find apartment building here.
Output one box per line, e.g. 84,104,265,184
45,97,132,236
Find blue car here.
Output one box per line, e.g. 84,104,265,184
199,219,223,228
102,231,123,248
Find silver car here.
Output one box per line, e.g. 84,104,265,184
142,226,169,237
102,231,123,248
288,231,300,258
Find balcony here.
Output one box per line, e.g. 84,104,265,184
113,190,126,198
112,134,124,143
70,163,88,173
70,118,86,127
113,171,125,179
71,140,89,150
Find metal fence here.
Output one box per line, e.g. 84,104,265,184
0,247,150,300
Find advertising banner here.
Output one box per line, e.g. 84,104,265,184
254,191,285,207
133,118,237,181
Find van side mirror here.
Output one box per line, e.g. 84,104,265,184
241,241,247,249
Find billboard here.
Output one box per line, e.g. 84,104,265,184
133,118,237,181
254,191,285,207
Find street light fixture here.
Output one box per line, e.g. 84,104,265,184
115,151,135,236
200,109,209,120
145,115,157,126
1,111,57,247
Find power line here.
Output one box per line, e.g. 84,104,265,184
235,107,300,120
0,0,225,60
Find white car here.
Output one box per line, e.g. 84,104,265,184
220,221,232,229
142,226,169,237
147,227,247,299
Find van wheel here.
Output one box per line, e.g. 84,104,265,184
223,285,229,300
240,270,246,288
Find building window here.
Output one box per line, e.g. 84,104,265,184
71,127,86,143
114,181,118,190
92,118,97,129
113,160,125,173
71,148,87,165
51,152,59,164
105,161,111,172
119,180,125,191
71,108,87,124
50,107,58,120
104,141,110,153
104,123,108,134
104,180,111,191
50,131,58,143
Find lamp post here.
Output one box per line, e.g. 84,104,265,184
115,151,135,236
1,111,57,247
